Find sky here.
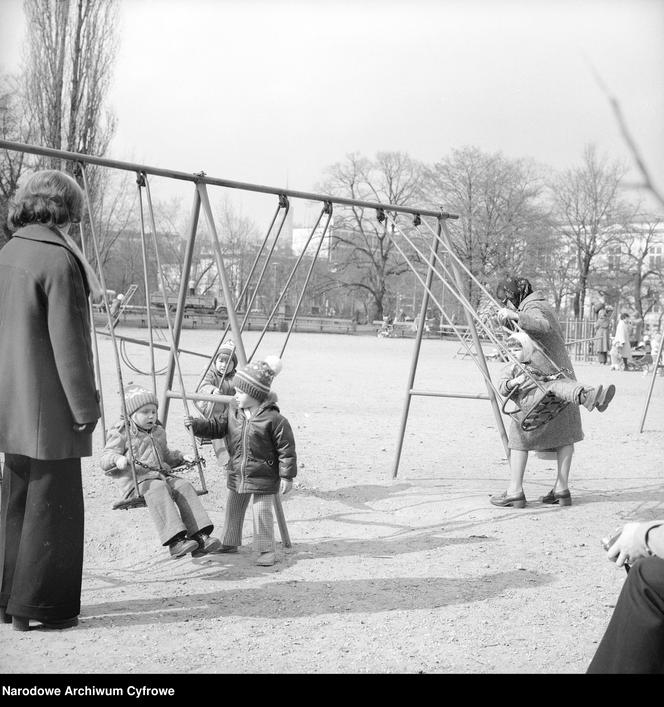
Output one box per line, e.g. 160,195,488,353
1,0,663,227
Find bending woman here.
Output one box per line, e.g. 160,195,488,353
490,275,583,508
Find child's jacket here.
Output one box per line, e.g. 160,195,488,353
190,400,297,495
195,369,235,419
101,419,185,496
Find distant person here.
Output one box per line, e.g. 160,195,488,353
109,292,124,317
101,384,222,559
613,313,633,370
0,169,102,631
587,520,664,673
640,338,654,376
491,274,583,509
594,307,611,365
186,357,297,567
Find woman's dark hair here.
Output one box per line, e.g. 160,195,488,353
7,170,85,232
496,275,533,307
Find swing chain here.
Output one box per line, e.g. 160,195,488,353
135,171,146,187
279,194,289,209
413,214,421,227
132,457,206,474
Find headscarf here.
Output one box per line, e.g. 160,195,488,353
496,275,533,308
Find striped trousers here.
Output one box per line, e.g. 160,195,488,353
222,490,275,553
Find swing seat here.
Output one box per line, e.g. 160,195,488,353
109,462,208,510
501,384,570,432
519,391,570,432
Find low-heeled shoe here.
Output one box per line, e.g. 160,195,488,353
12,616,78,632
490,491,527,508
540,488,572,506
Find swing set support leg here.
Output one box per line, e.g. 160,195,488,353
273,493,292,548
160,189,201,424
392,224,441,479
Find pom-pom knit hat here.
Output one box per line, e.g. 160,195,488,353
124,383,158,417
233,356,282,403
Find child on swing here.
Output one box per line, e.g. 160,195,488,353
195,340,238,418
101,384,222,559
195,340,237,463
500,331,616,421
186,356,297,567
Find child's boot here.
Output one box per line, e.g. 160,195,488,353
256,551,275,566
191,531,222,558
595,384,616,412
168,533,199,559
579,385,603,411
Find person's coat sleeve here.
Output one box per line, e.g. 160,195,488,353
44,250,101,424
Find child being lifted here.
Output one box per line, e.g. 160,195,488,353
186,356,297,567
500,331,617,425
101,384,222,559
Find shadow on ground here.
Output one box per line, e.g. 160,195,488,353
78,568,554,628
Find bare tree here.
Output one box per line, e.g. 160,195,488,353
320,151,427,320
607,216,664,321
0,73,33,245
22,0,118,168
422,146,548,308
550,144,636,317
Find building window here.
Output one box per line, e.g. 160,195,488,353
607,245,622,272
649,245,662,271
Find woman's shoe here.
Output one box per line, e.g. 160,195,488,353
12,616,78,631
540,489,572,506
490,491,527,508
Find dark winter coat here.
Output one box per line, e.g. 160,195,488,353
100,419,185,496
509,291,584,451
0,225,100,459
190,400,297,494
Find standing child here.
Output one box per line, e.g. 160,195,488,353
186,357,297,567
610,338,624,371
101,384,222,559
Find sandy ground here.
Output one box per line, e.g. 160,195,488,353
1,330,663,675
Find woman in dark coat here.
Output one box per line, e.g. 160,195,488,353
490,276,583,508
0,170,101,631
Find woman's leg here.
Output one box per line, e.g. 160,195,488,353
554,444,574,493
507,450,529,496
4,455,84,622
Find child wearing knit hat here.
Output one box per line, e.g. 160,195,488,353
101,384,222,559
194,340,238,463
186,356,297,567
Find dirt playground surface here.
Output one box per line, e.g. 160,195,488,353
1,330,663,674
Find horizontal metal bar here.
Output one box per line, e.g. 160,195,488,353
0,139,458,220
96,330,209,359
165,390,234,404
409,390,491,400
